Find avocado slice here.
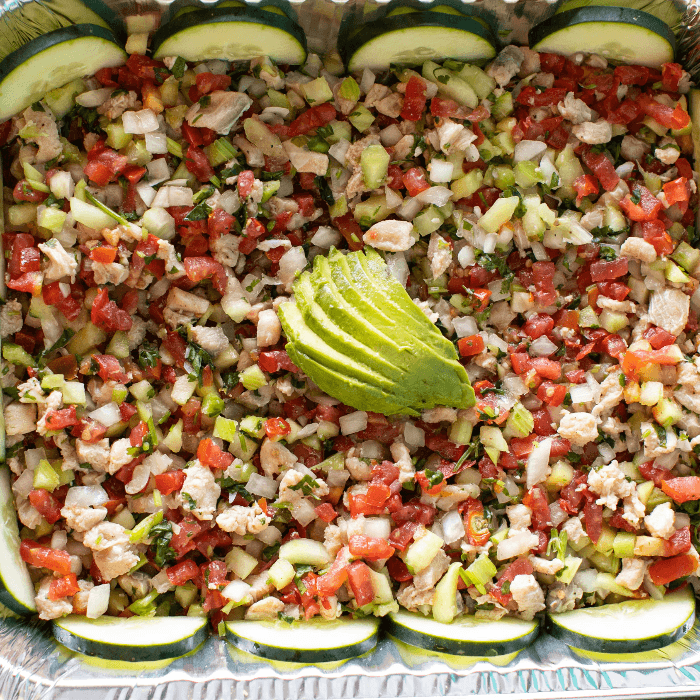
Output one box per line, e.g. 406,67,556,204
279,248,475,415
277,302,398,391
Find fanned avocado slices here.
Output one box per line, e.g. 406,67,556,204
278,248,475,416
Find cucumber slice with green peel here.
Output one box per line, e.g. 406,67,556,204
547,587,695,653
0,25,126,122
151,8,306,65
225,618,380,662
386,611,540,656
341,12,496,72
529,7,675,68
0,468,36,615
555,0,681,30
53,615,208,661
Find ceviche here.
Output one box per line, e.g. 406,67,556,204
3,39,700,643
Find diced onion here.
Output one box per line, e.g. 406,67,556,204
362,517,392,540
526,437,552,489
380,124,402,147
246,473,278,499
145,132,168,154
51,530,68,550
222,580,252,603
514,140,547,163
65,485,109,508
385,252,409,286
457,244,475,268
13,470,35,499
360,68,375,95
88,402,122,427
311,226,341,249
397,196,423,221
384,186,403,209
452,316,479,338
146,158,170,184
569,384,594,404
616,161,635,178
326,469,350,488
441,510,465,545
136,181,156,207
339,411,368,435
122,109,159,134
76,88,113,108
151,570,174,594
24,448,47,471
257,525,282,546
86,583,111,619
359,440,383,460
328,138,350,166
599,443,615,463
427,159,453,183
291,498,317,527
530,335,558,357
415,186,452,207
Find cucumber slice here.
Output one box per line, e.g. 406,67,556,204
547,587,695,653
555,0,681,30
529,7,675,68
385,611,540,656
0,24,126,122
225,618,380,662
341,12,496,72
0,468,36,615
53,615,208,661
151,8,306,65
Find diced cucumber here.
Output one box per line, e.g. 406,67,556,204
404,530,444,574
432,562,463,624
278,538,331,567
266,558,295,590
361,144,390,190
225,547,258,580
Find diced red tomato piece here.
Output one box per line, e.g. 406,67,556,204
581,148,620,191
28,489,63,524
348,535,395,560
20,540,72,575
402,167,430,197
185,144,214,181
183,256,227,295
288,103,336,137
537,381,567,407
314,502,337,523
48,573,80,600
401,76,427,121
346,560,375,607
92,288,132,332
523,314,554,339
457,334,485,357
649,553,697,586
583,500,603,544
166,560,200,586
573,174,599,205
332,213,365,251
197,438,234,470
154,470,187,495
661,477,700,504
639,94,690,131
590,258,629,282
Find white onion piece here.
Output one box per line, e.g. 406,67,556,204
218,190,241,215
362,517,392,540
360,68,375,95
122,109,159,134
340,411,368,435
145,132,168,155
452,316,478,338
12,470,35,499
311,226,341,249
415,186,452,207
278,246,307,292
385,186,403,209
616,161,635,178
76,88,113,108
514,140,547,163
457,244,475,268
89,402,122,427
380,124,403,147
359,440,383,460
530,241,548,261
151,570,174,594
526,437,552,489
257,525,282,546
51,530,68,550
136,181,156,207
441,510,465,545
246,473,278,499
385,252,409,286
573,568,599,593
222,580,252,603
530,335,558,357
291,498,317,527
328,138,350,166
404,422,425,448
65,485,109,508
397,196,423,221
326,469,350,488
146,158,170,184
538,153,558,184
24,448,47,471
569,384,594,404
427,159,453,183
86,584,111,619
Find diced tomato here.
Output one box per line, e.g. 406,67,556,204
402,167,430,197
346,560,375,607
13,179,48,202
316,547,351,596
170,518,205,558
389,521,419,552
663,177,690,206
183,256,227,295
649,553,697,586
676,157,693,179
643,327,676,350
590,258,629,282
194,527,232,558
429,96,463,118
207,208,234,239
7,271,43,295
189,71,231,101
581,148,620,192
197,438,234,470
600,333,627,360
92,288,132,332
516,86,567,107
94,355,129,383
401,75,427,121
154,470,187,495
638,460,673,487
661,62,684,92
620,185,664,222
258,350,298,373
166,559,200,586
463,498,490,546
537,381,567,407
638,94,690,131
392,500,436,526
530,358,562,380
386,164,404,190
288,103,336,137
666,526,692,557
583,500,603,544
661,477,700,504
641,219,674,255
522,487,552,532
348,535,395,560
523,314,554,339
264,417,291,440
48,573,80,600
489,558,533,606
532,407,555,436
237,169,255,198
622,345,683,378
332,213,365,251
20,540,72,575
613,64,649,85
43,406,79,431
573,174,599,205
387,556,412,582
532,261,557,306
185,144,214,181
314,502,337,523
457,334,485,357
182,397,202,434
28,489,63,524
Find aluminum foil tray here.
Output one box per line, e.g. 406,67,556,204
2,0,700,697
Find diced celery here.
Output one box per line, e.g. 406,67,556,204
162,419,183,453
653,397,682,427
37,206,67,233
129,511,163,544
478,195,519,233
166,137,183,159
302,76,333,105
202,392,224,418
578,305,599,328
555,144,584,187
240,415,266,439
267,558,296,590
33,459,60,491
207,137,237,167
9,203,38,226
348,104,374,133
449,417,473,445
62,381,86,405
175,582,198,609
2,342,35,367
462,554,497,595
456,64,496,100
104,121,132,150
671,241,700,272
329,194,348,218
493,131,515,156
505,402,533,439
230,433,258,461
404,530,444,574
105,330,130,360
23,162,44,183
353,194,394,225
213,416,238,442
665,260,691,285
556,555,582,585
480,425,508,452
361,144,390,190
130,379,154,402
491,92,513,120
422,62,477,108
592,523,615,556
225,547,259,580
338,76,360,103
240,365,267,391
128,588,160,616
44,78,85,118
316,452,345,471
413,205,444,236
125,139,152,166
513,161,544,188
66,322,107,355
326,120,352,145
492,164,515,191
545,460,574,491
450,169,483,199
599,309,629,333
589,552,620,575
70,197,117,230
612,531,636,559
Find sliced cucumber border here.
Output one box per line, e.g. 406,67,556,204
340,12,496,71
225,618,380,663
528,6,676,57
151,7,306,63
385,611,541,657
547,588,696,654
0,24,125,86
53,615,209,661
